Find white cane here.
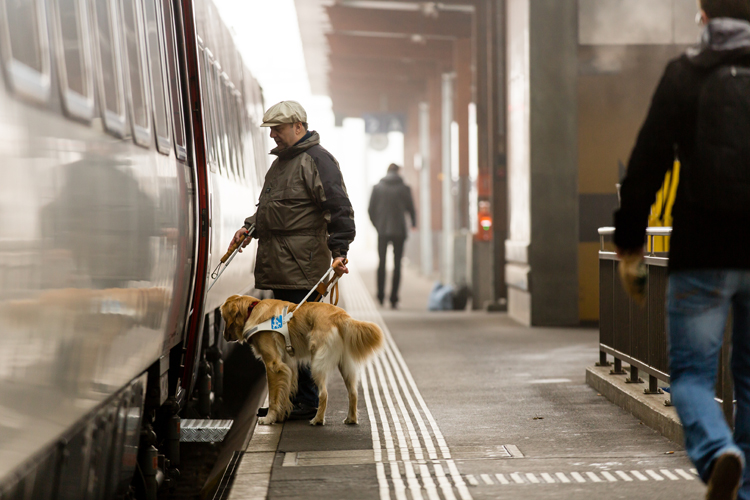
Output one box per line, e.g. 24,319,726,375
207,225,255,293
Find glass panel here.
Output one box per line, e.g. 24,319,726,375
121,0,149,131
208,62,222,172
236,94,247,177
227,90,237,176
230,93,241,177
93,0,122,115
57,0,86,96
211,66,224,172
143,0,169,147
199,50,215,166
160,0,185,154
5,0,43,72
220,81,234,176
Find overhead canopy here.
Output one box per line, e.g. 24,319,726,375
295,0,476,118
294,0,508,314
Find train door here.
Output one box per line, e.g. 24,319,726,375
159,0,197,352
178,0,213,397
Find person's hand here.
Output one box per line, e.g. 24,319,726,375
231,228,252,253
615,247,644,260
332,257,349,276
616,247,647,305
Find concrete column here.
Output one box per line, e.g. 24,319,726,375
404,102,421,268
418,102,433,278
472,1,496,309
454,38,472,231
505,0,579,326
492,0,508,309
454,38,473,292
428,74,443,274
441,72,455,286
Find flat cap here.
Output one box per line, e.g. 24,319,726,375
260,101,307,127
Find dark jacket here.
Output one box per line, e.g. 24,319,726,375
244,131,355,289
368,172,416,239
614,18,750,271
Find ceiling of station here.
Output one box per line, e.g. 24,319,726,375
295,0,334,96
294,0,475,117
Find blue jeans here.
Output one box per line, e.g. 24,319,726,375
668,270,750,496
272,289,319,408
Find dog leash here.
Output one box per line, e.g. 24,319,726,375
207,225,255,293
241,259,348,356
297,258,347,310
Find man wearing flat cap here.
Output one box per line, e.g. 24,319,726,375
230,100,355,421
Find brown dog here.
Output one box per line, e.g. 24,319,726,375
221,295,384,425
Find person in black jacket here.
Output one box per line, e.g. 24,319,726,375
615,2,750,498
368,164,416,309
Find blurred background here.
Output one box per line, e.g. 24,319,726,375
211,0,700,325
213,0,404,266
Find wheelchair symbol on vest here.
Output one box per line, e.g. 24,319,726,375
271,315,283,330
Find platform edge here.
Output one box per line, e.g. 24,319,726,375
586,365,683,446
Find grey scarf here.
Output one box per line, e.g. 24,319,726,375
688,18,750,65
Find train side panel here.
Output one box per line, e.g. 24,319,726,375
0,0,267,496
0,0,193,495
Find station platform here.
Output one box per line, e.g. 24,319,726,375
222,263,705,500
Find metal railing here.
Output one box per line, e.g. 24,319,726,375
597,227,734,425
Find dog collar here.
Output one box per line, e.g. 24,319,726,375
246,301,260,322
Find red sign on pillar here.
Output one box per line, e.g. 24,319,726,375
476,200,492,241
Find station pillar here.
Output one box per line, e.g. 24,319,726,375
505,0,579,326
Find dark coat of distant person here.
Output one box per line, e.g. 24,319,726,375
368,171,416,238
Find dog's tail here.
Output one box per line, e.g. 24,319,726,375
343,319,384,363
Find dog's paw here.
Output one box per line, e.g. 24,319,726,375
343,416,358,425
309,416,325,426
258,416,276,425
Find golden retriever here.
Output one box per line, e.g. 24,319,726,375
221,295,384,425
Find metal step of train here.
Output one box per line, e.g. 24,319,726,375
180,419,233,443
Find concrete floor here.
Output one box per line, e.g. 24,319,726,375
258,260,704,500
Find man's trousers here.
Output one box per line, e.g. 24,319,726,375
377,234,405,306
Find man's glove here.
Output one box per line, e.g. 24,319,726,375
332,257,349,277
618,253,647,305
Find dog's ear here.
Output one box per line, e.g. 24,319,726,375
224,296,243,321
221,295,251,342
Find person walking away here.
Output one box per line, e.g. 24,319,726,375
368,163,416,309
229,101,355,421
614,2,750,498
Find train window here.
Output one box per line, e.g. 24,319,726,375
225,82,236,179
142,0,170,154
231,91,244,179
51,0,95,121
227,88,239,178
237,93,250,181
218,78,229,175
235,94,244,172
0,0,51,103
92,0,127,136
120,0,151,147
211,63,226,175
220,76,235,178
255,120,267,186
160,0,186,160
233,94,243,180
200,48,216,172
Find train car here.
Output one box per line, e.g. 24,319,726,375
0,0,267,497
